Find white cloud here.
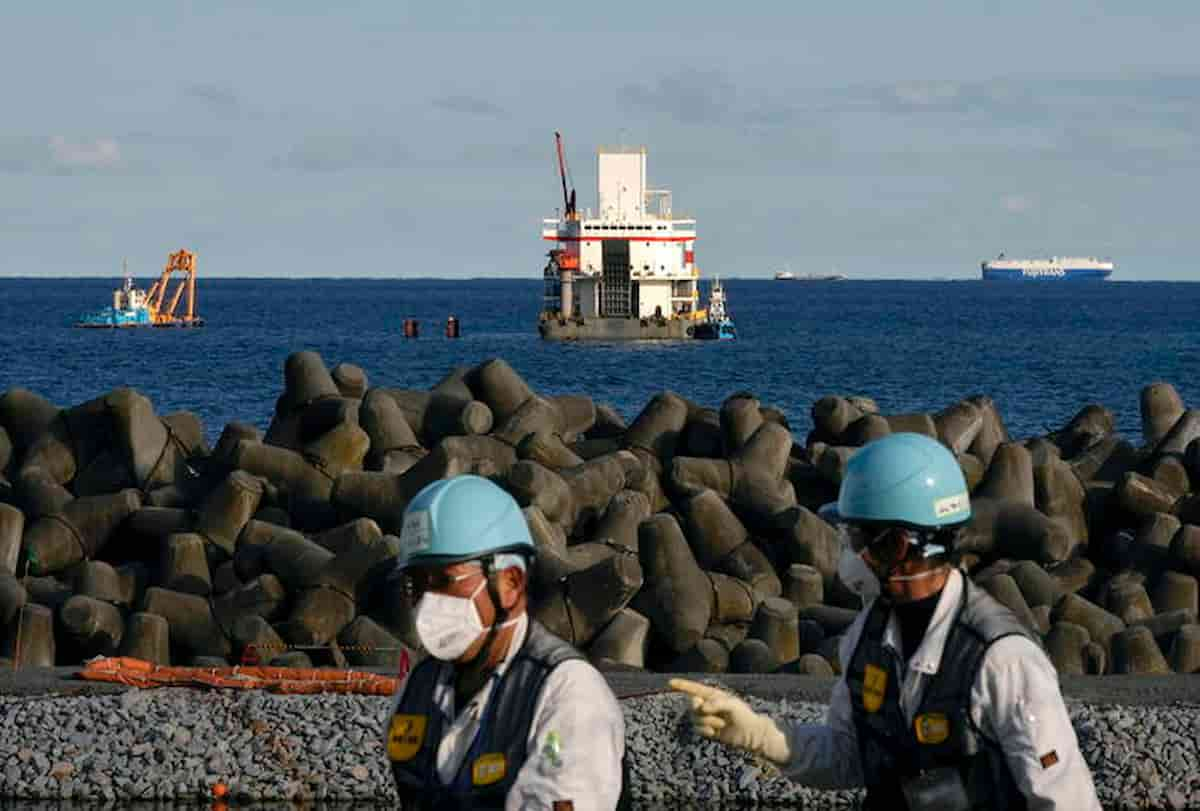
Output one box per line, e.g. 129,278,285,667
49,136,121,169
1002,194,1034,213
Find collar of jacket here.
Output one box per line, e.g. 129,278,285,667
876,568,963,676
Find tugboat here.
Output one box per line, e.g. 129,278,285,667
692,277,736,340
75,262,154,328
538,133,708,340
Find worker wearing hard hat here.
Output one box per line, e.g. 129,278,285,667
384,474,628,811
673,433,1100,810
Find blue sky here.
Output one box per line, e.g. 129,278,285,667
3,2,1199,279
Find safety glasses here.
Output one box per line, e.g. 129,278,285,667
401,564,484,599
839,524,914,566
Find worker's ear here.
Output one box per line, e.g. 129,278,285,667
497,565,526,610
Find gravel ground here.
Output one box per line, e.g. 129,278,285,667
0,670,1199,809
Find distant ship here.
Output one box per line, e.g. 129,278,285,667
539,134,709,340
981,254,1114,281
774,267,846,281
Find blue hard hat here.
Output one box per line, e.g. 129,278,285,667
397,474,535,568
829,433,971,529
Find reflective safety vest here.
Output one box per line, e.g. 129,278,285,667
388,620,629,811
845,578,1037,811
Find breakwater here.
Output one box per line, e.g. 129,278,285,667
0,351,1198,677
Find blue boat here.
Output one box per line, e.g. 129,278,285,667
75,266,154,328
693,277,736,340
981,254,1114,281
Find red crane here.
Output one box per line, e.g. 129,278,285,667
554,131,577,221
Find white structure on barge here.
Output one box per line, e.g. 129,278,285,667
540,139,705,340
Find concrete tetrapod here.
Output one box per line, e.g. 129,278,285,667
587,607,651,669
359,389,424,474
729,638,779,674
387,388,494,448
5,603,55,667
623,392,689,466
59,594,125,658
1152,570,1199,616
230,440,334,529
749,597,800,665
974,442,1035,506
590,490,651,552
1045,622,1091,675
1005,559,1064,610
331,435,517,534
634,514,712,654
965,395,1009,467
1033,454,1089,546
934,399,984,456
1112,625,1171,674
491,395,563,448
956,497,1077,564
550,394,596,442
332,363,368,400
0,504,22,576
1049,404,1115,459
1140,382,1186,449
0,387,59,455
1169,624,1200,673
265,351,343,449
339,615,406,669
465,358,536,428
141,587,232,659
194,471,265,561
117,611,170,664
517,429,585,470
160,533,213,596
506,461,574,529
105,388,190,492
13,468,73,520
0,573,27,633
532,550,643,648
23,488,142,575
978,573,1038,633
1052,592,1125,663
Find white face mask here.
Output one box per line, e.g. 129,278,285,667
837,546,881,604
414,577,522,662
415,579,490,661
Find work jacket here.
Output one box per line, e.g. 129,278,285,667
781,569,1102,810
386,615,627,811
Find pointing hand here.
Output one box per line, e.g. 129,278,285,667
669,678,791,765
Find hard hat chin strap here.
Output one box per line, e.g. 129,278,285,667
459,555,517,670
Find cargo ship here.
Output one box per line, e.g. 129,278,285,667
981,254,1114,281
539,134,708,340
75,250,205,328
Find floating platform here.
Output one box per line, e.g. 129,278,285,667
539,315,690,341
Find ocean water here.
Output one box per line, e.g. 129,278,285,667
1,277,1198,447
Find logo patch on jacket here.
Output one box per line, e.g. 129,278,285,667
387,714,426,762
863,664,887,713
914,713,950,744
1040,750,1059,769
472,752,507,786
552,802,574,811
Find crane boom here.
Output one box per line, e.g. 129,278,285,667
554,131,577,220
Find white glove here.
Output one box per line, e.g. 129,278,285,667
669,677,791,765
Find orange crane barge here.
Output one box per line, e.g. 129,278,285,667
75,249,205,328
